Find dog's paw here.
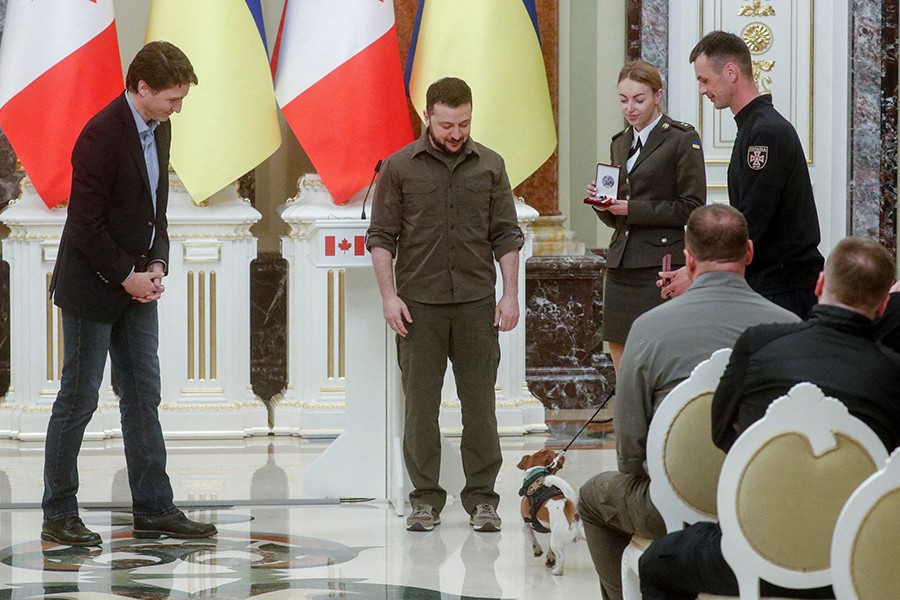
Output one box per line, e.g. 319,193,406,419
545,552,556,568
551,565,564,576
533,547,543,557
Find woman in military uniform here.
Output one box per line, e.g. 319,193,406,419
587,60,706,374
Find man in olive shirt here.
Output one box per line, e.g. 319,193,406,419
367,77,524,533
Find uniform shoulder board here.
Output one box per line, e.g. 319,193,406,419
668,120,696,132
611,128,629,142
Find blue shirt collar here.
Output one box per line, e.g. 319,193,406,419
124,90,159,137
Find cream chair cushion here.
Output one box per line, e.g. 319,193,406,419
717,383,889,600
832,447,900,600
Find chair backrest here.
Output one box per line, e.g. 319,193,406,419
717,382,889,598
832,447,900,600
647,348,731,532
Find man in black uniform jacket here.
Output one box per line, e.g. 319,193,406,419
661,31,824,318
638,236,900,599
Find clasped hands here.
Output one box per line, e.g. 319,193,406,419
122,263,165,303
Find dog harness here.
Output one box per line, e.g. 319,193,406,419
518,467,564,534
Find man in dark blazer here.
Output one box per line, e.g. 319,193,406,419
42,41,216,546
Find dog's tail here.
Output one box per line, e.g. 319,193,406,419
544,474,578,503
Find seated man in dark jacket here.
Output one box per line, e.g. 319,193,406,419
638,236,900,600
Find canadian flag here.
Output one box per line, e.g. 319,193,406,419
272,0,413,205
324,234,367,257
0,0,123,208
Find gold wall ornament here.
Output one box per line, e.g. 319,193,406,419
188,271,195,380
338,269,345,379
739,0,776,17
327,269,334,378
210,271,217,380
753,59,777,94
741,22,774,55
45,273,53,381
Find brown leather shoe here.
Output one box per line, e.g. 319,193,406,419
133,509,217,539
41,517,102,547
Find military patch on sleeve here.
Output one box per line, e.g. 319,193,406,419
747,146,768,170
691,141,701,150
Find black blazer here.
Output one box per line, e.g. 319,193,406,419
51,93,171,323
595,114,706,270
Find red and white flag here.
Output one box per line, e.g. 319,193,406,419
324,234,367,257
0,0,123,208
272,0,413,205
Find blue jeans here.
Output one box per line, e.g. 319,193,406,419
42,302,175,520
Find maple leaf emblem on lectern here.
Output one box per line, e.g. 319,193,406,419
338,238,352,253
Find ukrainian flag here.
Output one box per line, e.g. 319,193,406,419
145,0,281,204
406,0,556,188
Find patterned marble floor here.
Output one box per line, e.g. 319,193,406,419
0,412,615,599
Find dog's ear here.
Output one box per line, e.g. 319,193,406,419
517,455,531,470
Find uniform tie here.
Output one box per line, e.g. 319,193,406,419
627,137,642,172
628,137,642,159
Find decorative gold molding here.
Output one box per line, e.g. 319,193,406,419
170,233,255,240
199,271,206,380
57,307,64,381
327,270,335,378
741,22,774,55
45,273,53,381
701,0,814,164
338,269,346,379
210,271,217,380
739,0,776,18
188,271,195,380
277,400,348,410
175,388,226,396
284,173,327,205
752,59,776,93
319,386,346,393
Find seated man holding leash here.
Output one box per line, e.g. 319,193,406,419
578,204,797,600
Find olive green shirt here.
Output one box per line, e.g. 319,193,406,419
366,131,524,304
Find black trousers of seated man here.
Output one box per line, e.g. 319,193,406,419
638,522,834,599
398,296,502,516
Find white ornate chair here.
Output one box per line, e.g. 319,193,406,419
831,446,900,599
716,383,889,600
621,348,731,600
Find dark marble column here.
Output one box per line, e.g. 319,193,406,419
627,0,669,102
525,255,613,409
849,0,898,256
249,253,288,404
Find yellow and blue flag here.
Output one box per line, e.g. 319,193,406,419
145,0,281,204
406,0,556,188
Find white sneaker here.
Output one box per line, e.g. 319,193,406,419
470,504,501,532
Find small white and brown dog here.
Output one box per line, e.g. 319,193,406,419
517,449,585,575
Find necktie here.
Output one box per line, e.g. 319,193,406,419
628,137,642,159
